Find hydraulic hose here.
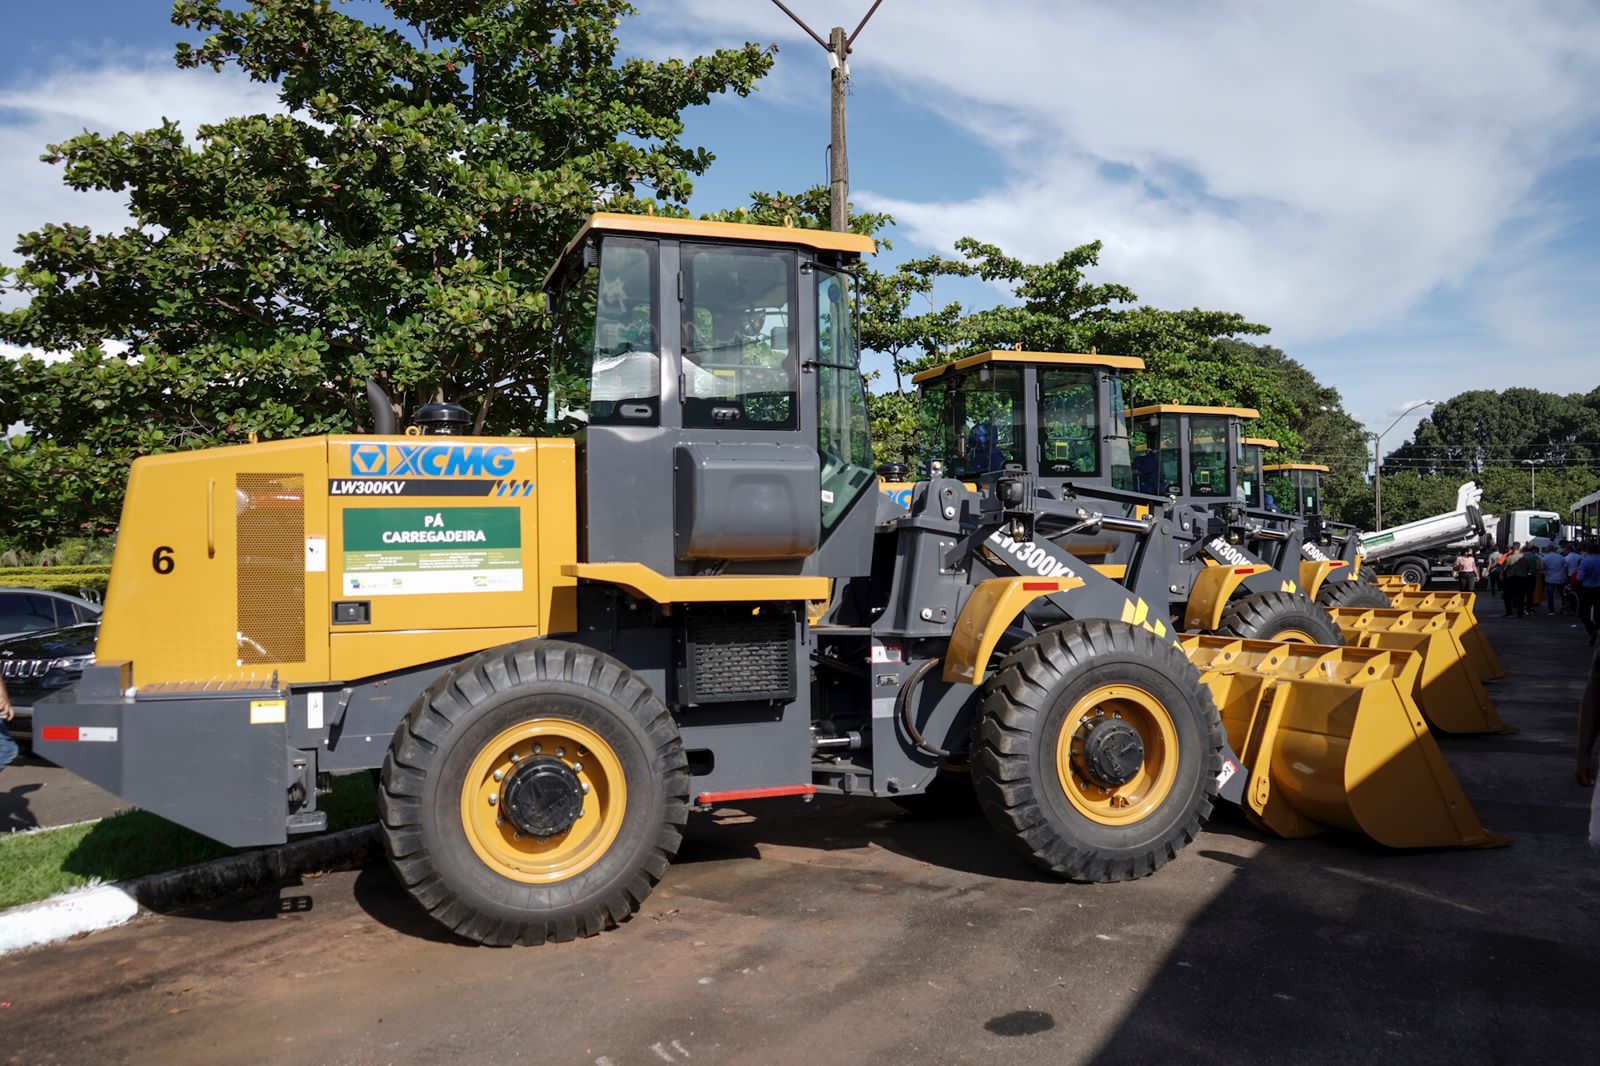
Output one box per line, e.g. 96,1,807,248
897,656,950,758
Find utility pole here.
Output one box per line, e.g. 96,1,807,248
768,1,884,231
1368,399,1438,531
1523,459,1540,507
829,24,849,231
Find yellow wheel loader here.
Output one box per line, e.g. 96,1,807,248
35,216,1499,948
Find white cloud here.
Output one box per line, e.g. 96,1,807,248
646,0,1600,426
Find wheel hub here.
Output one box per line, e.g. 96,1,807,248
500,756,585,838
1077,719,1145,788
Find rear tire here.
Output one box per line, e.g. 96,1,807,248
1215,590,1343,645
972,620,1224,882
378,639,689,946
1391,556,1430,588
1316,579,1392,610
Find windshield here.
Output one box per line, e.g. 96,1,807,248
1527,515,1559,540
921,365,1024,478
816,266,874,530
1131,413,1181,495
1108,375,1133,490
1301,471,1320,515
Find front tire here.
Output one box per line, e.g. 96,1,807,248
378,639,689,946
1215,590,1344,645
972,620,1224,882
1316,578,1391,611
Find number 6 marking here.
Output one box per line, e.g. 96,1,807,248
152,546,175,574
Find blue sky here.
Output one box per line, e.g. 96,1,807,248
4,1,1599,457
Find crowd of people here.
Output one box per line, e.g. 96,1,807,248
1456,541,1600,643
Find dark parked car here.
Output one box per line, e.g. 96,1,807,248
0,622,98,744
0,587,101,641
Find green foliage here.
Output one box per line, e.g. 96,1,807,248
0,0,773,547
0,567,110,594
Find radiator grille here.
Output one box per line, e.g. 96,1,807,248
236,473,305,665
679,613,796,705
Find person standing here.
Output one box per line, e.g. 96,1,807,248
1502,542,1529,617
1579,543,1600,645
0,676,17,776
1543,545,1571,615
1452,548,1480,593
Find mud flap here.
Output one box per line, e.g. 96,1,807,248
34,676,291,847
1180,635,1507,849
1332,608,1513,735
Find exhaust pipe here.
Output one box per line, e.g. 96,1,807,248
366,379,396,435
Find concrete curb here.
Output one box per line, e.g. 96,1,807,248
0,823,382,958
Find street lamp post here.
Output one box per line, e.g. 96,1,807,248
1369,400,1439,532
1522,459,1541,507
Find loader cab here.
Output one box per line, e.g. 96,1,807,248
912,351,1143,490
1126,405,1259,503
544,214,878,578
1240,437,1277,511
1263,464,1328,519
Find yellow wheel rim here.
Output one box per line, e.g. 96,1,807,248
1054,684,1179,827
459,719,627,884
1271,628,1318,643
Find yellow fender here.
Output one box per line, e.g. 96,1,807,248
1180,634,1507,849
1332,608,1513,735
1296,559,1347,601
943,575,1085,685
1185,563,1265,632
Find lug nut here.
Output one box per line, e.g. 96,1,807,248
510,752,521,763
581,782,591,794
488,793,498,806
555,747,566,758
532,743,542,754
493,770,504,782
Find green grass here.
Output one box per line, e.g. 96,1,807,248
0,773,378,911
0,566,111,594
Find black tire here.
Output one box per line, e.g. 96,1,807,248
972,620,1225,882
1215,590,1344,645
378,639,689,946
1316,578,1391,610
1391,556,1430,588
892,769,980,818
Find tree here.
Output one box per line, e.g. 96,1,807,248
0,0,772,547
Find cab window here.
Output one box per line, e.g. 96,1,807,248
681,245,797,430
921,366,1024,478
1188,415,1230,498
546,236,659,430
1131,415,1181,495
1039,368,1100,477
816,266,874,530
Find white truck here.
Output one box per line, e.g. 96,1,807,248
1359,482,1488,587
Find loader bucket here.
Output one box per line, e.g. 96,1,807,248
1383,590,1506,680
1331,608,1513,735
1180,635,1507,849
1374,575,1420,594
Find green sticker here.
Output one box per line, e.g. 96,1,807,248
342,507,524,596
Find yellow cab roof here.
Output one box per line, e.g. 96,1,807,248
1129,404,1262,419
912,350,1144,384
1263,463,1330,473
547,212,877,287
1243,437,1279,449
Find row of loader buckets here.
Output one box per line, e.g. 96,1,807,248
1180,635,1508,850
1331,607,1514,735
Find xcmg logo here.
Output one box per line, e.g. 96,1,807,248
347,443,515,478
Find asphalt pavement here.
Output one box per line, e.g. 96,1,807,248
1,746,128,833
0,607,1595,1066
